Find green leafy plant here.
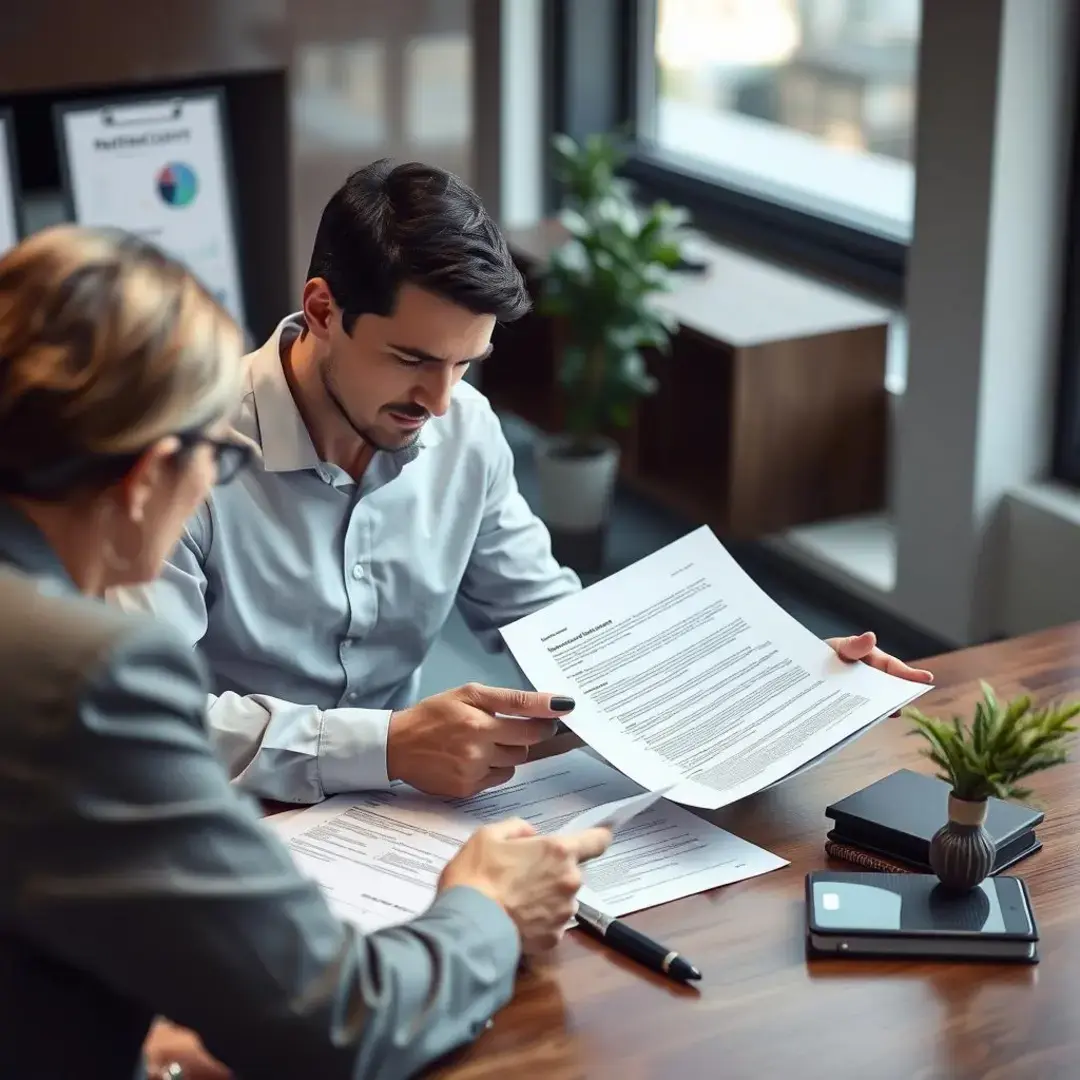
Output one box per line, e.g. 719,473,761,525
904,682,1080,802
539,132,689,448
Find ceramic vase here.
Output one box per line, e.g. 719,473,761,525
534,434,620,574
928,793,995,890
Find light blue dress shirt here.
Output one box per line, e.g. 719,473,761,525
115,314,580,804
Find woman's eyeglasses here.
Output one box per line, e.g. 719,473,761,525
175,432,253,486
0,429,255,499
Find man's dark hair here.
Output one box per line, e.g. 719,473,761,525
307,159,532,333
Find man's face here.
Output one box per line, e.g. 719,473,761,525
318,282,496,452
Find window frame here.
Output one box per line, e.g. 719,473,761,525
547,0,913,302
1053,66,1080,486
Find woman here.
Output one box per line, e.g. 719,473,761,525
0,226,610,1080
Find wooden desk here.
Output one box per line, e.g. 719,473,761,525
433,624,1080,1080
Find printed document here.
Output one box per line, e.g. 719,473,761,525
500,526,930,810
558,784,673,834
270,749,786,931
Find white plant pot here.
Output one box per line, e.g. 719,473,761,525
535,435,620,571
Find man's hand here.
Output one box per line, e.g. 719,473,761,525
826,631,934,683
387,684,576,797
143,1018,231,1079
439,817,612,953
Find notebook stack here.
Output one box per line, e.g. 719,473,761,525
824,769,1043,874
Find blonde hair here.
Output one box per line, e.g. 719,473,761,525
0,225,245,497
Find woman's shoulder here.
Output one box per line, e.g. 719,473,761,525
0,567,206,719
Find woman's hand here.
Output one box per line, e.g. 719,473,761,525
438,817,611,953
143,1018,232,1080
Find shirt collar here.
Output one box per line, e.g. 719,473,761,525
249,315,323,474
0,499,79,593
248,313,439,475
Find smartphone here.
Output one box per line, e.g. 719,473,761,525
806,871,1039,962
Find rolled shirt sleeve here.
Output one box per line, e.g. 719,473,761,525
208,691,393,801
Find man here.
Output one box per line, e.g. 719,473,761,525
118,159,933,805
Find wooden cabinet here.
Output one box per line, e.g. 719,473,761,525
484,221,892,539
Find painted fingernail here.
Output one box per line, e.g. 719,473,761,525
550,696,576,712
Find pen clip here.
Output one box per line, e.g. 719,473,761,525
575,900,613,932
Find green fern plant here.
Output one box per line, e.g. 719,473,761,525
904,682,1080,803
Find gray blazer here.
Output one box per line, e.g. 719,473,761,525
0,501,519,1080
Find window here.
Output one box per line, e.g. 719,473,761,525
638,0,921,240
547,0,922,295
1054,66,1080,487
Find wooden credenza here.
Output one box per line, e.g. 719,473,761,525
484,221,894,539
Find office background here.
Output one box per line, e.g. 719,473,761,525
1,0,1078,682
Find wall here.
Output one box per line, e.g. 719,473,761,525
774,0,1080,648
999,486,1080,637
892,0,1078,644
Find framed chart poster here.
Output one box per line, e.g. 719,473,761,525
55,90,246,326
0,108,20,256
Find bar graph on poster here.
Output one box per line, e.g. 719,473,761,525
0,111,19,256
56,91,246,327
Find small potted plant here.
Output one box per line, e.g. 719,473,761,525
536,132,688,571
905,683,1079,890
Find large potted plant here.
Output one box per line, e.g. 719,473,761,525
536,132,688,571
905,683,1079,890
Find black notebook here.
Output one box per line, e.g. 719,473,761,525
826,769,1043,874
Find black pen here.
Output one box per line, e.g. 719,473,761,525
576,901,702,983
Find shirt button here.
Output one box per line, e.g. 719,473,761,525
342,638,352,650
351,563,364,580
347,691,359,702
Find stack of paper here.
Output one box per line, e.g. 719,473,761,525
269,750,787,932
501,527,930,810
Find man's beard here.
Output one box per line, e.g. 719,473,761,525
320,360,426,453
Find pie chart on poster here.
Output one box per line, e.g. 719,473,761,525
156,162,198,207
